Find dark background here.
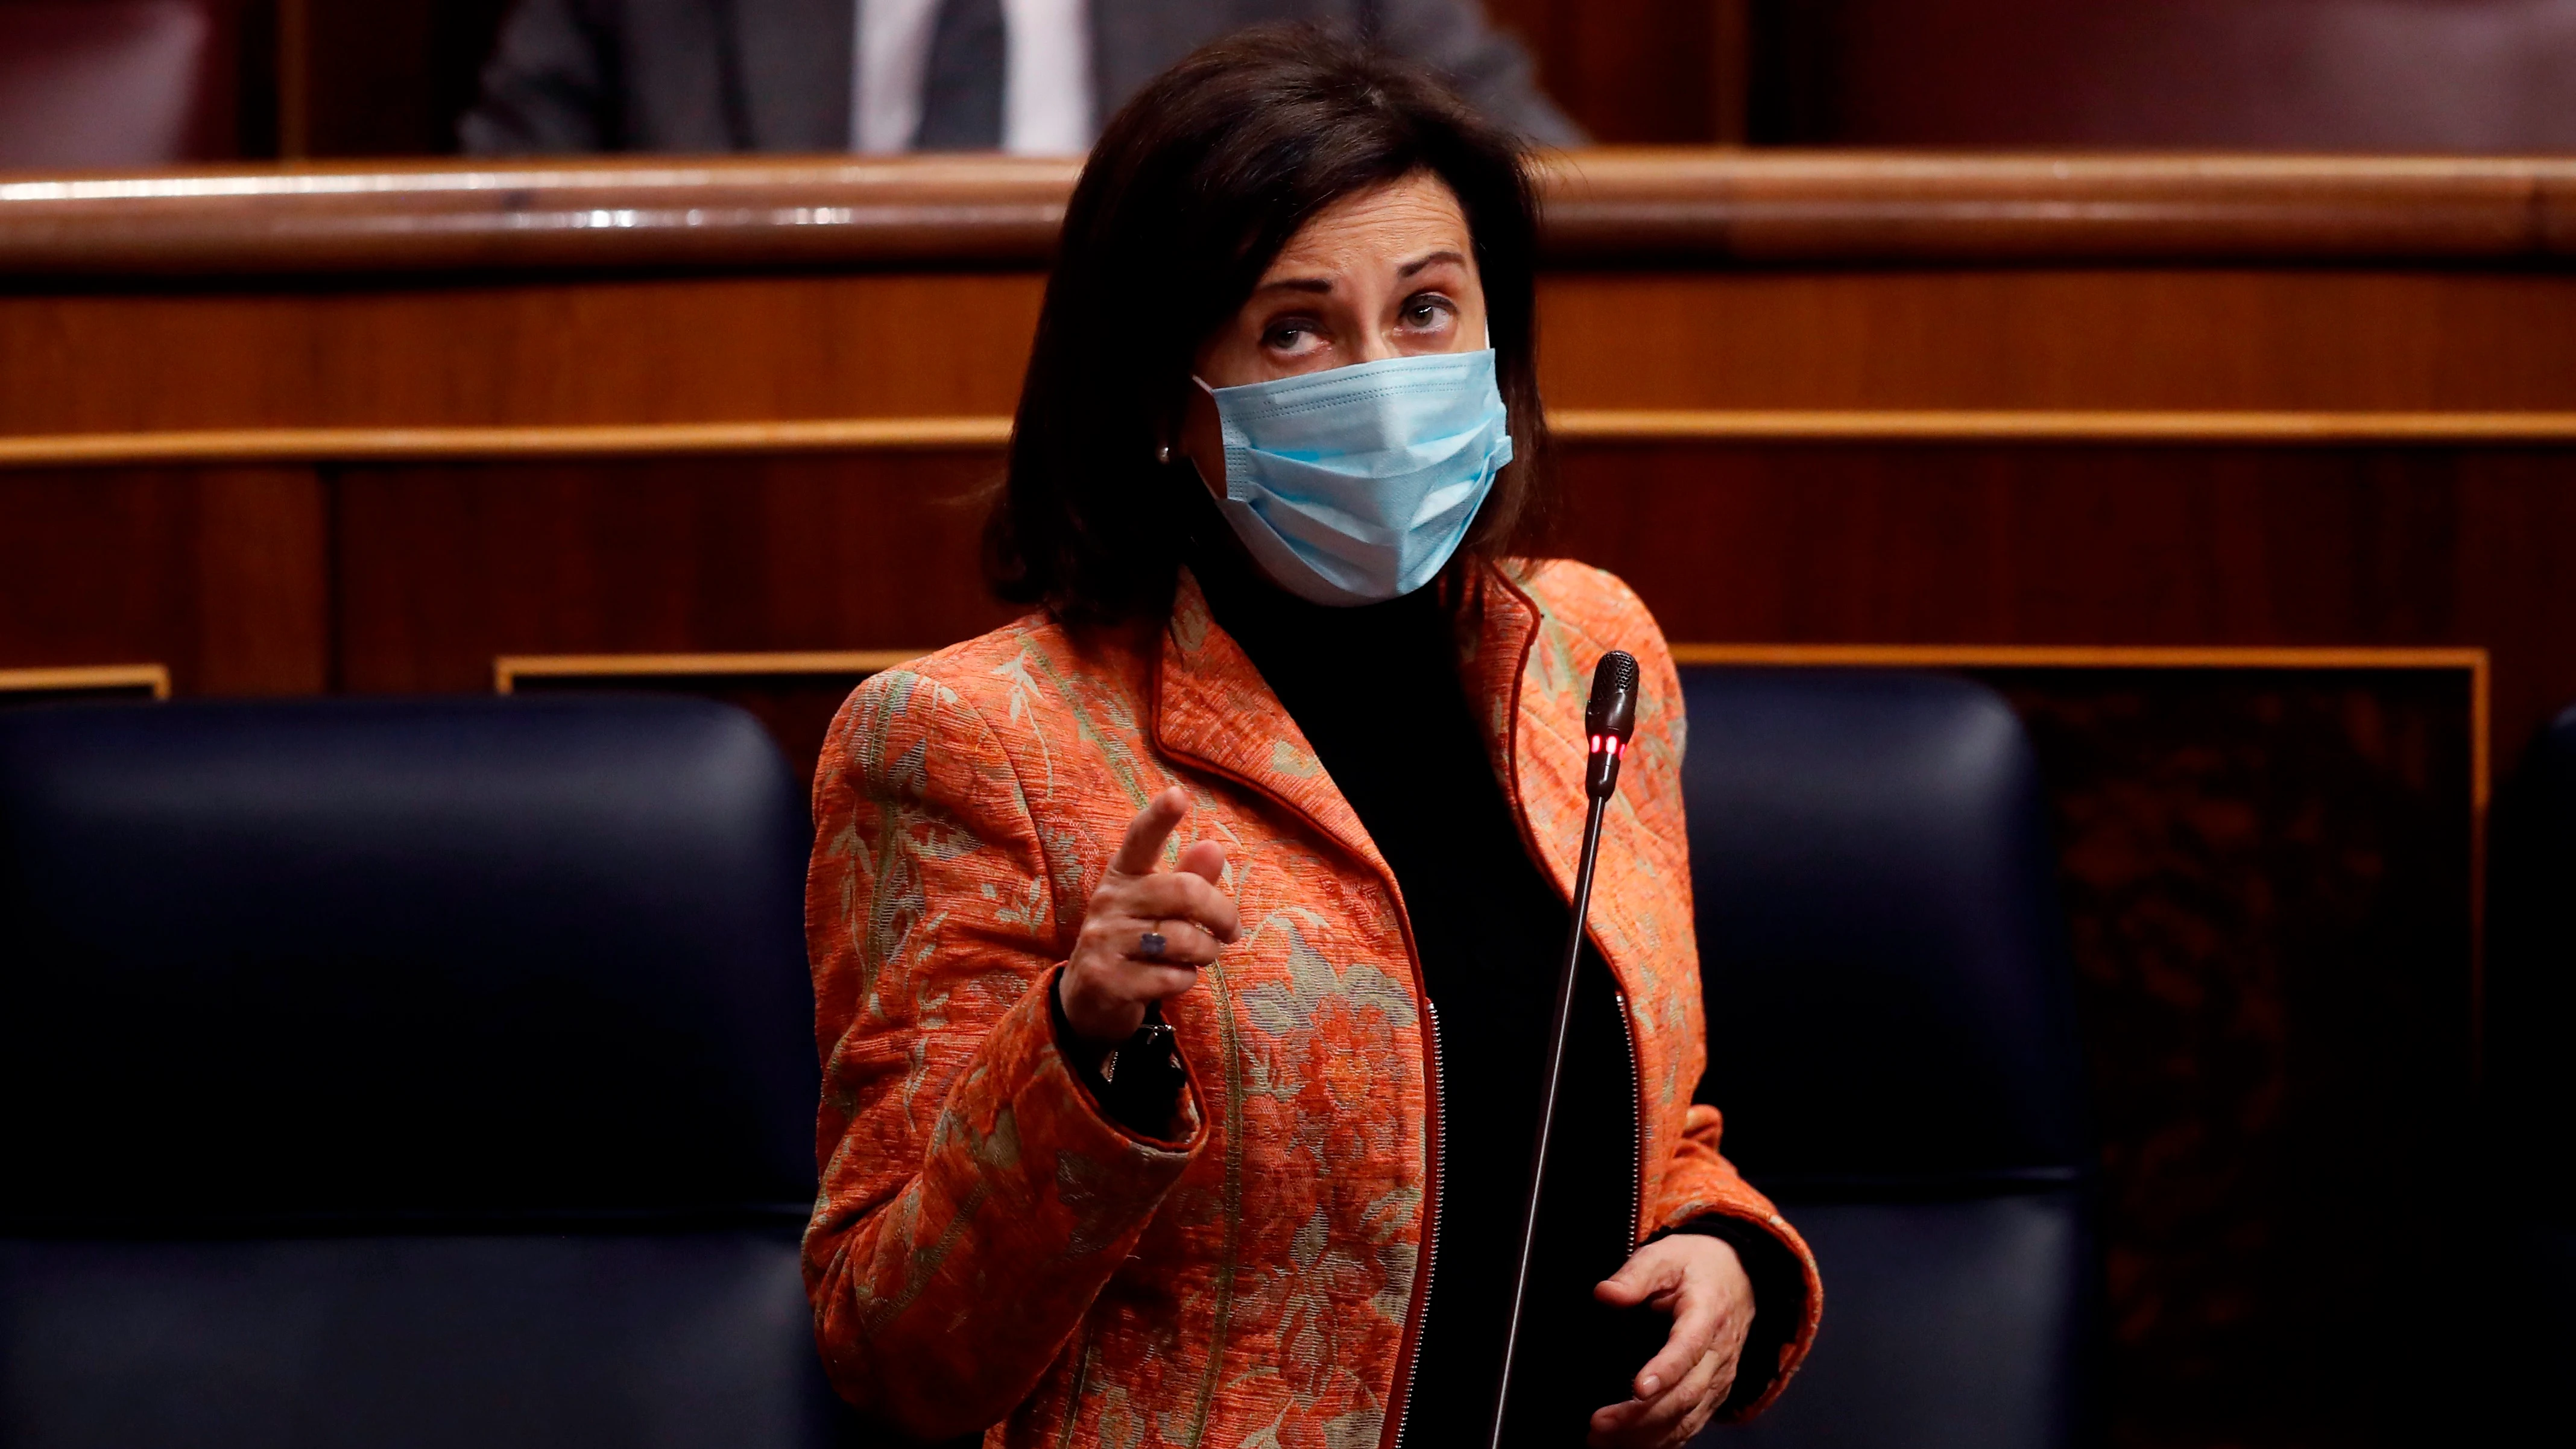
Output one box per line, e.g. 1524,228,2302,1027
62,0,2576,160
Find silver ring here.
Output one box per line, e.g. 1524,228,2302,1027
1137,930,1167,959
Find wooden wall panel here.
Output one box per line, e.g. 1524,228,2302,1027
1535,270,2576,413
0,272,1046,435
1553,442,2576,757
304,439,2576,765
0,465,326,693
194,465,330,692
14,267,2576,439
17,443,2563,754
331,453,1018,693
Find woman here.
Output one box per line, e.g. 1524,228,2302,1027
803,27,1820,1448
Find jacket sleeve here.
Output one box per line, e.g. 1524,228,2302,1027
1623,606,1822,1421
800,666,1208,1439
1373,0,1585,145
1652,1105,1823,1421
458,0,613,154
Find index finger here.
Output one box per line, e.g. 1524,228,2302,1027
1108,787,1191,877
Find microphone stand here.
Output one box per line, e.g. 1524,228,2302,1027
1488,652,1636,1449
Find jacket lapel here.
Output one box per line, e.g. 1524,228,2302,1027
1466,561,1662,1004
1151,569,1394,884
1155,560,1659,1010
1457,560,1579,891
728,0,855,149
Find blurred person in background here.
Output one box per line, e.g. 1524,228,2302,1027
461,0,1579,155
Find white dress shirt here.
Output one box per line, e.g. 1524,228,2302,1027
853,0,1094,154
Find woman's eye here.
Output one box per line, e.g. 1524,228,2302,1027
1263,323,1318,352
1401,297,1454,330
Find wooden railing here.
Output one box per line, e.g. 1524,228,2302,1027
5,150,2574,275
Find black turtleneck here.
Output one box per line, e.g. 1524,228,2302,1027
1195,552,1681,1441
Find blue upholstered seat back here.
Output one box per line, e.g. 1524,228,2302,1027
0,697,843,1448
1678,669,2092,1449
0,678,2098,1447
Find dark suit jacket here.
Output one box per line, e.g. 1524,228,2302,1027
459,0,1581,153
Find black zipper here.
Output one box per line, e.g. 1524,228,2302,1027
1390,999,1448,1449
1169,747,1442,1449
1615,993,1643,1251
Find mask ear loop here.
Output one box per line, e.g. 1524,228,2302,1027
1187,376,1220,462
1157,377,1223,469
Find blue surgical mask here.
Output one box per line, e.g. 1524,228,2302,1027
1198,348,1515,607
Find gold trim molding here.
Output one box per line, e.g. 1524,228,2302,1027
0,663,171,698
0,418,1014,469
1551,411,2576,444
10,411,2576,469
495,649,929,693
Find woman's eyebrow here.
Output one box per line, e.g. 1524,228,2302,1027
1254,248,1466,295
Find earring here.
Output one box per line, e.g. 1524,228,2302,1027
1157,443,1173,465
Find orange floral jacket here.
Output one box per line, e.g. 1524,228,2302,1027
803,558,1822,1447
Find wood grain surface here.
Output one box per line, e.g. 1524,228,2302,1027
327,454,1017,696
0,271,1046,435
0,466,326,695
1556,440,2576,766
11,268,2576,438
18,412,2576,470
18,441,2563,761
1535,269,2576,413
6,151,2574,276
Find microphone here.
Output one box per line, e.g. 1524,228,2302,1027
1583,648,1640,800
1489,650,1641,1449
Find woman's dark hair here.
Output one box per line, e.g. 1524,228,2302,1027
983,24,1553,623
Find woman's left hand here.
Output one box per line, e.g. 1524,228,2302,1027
1586,1233,1755,1448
